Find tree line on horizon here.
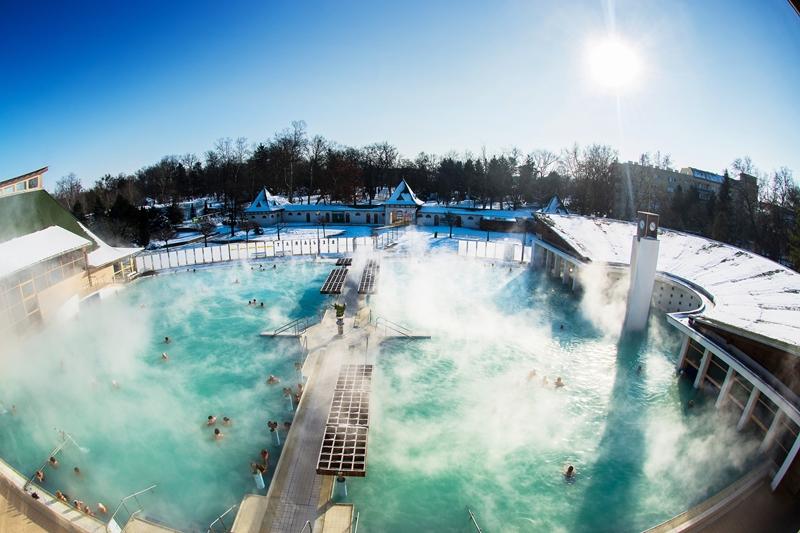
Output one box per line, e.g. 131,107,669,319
52,120,800,269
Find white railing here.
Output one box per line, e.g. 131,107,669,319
457,239,532,263
136,237,379,273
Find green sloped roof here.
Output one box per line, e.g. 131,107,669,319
0,190,97,249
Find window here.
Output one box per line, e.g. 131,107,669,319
27,177,38,188
15,182,25,191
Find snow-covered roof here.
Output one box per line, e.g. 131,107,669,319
538,214,800,352
0,226,91,279
283,204,383,213
384,180,424,206
418,205,532,218
244,187,291,213
539,195,569,215
77,222,141,268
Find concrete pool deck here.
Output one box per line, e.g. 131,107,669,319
247,270,368,533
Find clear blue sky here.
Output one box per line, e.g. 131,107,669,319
1,0,799,187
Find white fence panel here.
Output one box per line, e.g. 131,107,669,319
495,243,506,260
310,240,319,254
466,241,477,257
458,240,467,257
478,242,488,258
221,245,231,261
513,245,523,262
135,256,145,271
210,246,220,262
159,253,170,268
186,248,197,265
320,239,329,254
301,240,311,255
202,248,213,262
345,238,354,252
265,241,275,257
167,251,178,267
523,245,532,263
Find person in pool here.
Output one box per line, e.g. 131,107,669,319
223,416,231,425
97,502,108,514
267,375,280,384
564,465,575,479
164,336,170,344
554,377,565,388
214,428,224,440
55,490,68,503
73,467,81,476
260,449,270,465
35,470,45,482
527,369,537,381
207,415,217,426
49,456,59,468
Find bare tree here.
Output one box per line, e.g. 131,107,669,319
199,221,217,247
241,220,260,243
529,149,559,178
307,135,328,204
54,173,83,210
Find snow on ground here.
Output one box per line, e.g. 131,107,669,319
539,214,800,350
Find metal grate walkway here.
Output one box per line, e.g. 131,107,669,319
316,364,373,477
357,259,380,294
320,268,348,294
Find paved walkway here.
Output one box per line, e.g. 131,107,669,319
0,491,45,533
258,272,369,533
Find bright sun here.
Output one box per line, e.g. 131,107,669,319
587,36,641,90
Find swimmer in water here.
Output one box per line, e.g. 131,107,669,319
542,376,549,386
555,377,565,388
55,490,68,503
260,449,270,465
35,470,45,482
48,456,59,468
637,364,642,374
111,380,120,389
207,415,217,426
527,369,537,381
161,352,169,361
164,336,170,344
564,465,575,478
260,302,264,308
214,428,224,440
267,375,279,385
560,324,564,330
97,502,108,514
73,467,81,476
223,416,231,426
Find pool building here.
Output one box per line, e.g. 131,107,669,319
1,170,799,532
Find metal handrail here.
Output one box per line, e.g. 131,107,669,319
466,507,483,533
24,429,79,491
207,503,238,533
274,316,313,336
300,519,313,532
373,316,412,337
353,511,360,533
106,484,157,533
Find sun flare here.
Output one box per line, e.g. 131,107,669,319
587,36,641,90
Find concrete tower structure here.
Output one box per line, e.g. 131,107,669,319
623,211,660,332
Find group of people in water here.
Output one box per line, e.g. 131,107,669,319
207,414,233,440
527,369,565,388
30,456,106,516
248,299,265,307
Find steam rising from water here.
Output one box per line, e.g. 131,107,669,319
348,243,759,532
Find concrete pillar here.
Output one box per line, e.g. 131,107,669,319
715,366,736,408
738,387,761,431
622,235,660,332
693,349,711,389
551,255,560,277
546,249,554,272
771,433,800,491
571,269,579,291
760,410,786,454
676,336,690,370
561,261,570,285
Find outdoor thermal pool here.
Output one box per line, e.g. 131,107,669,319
0,261,330,531
342,256,761,532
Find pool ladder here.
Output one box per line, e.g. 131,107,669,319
207,503,238,533
106,484,158,532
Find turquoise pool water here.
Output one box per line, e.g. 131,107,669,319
344,257,759,532
0,261,330,531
